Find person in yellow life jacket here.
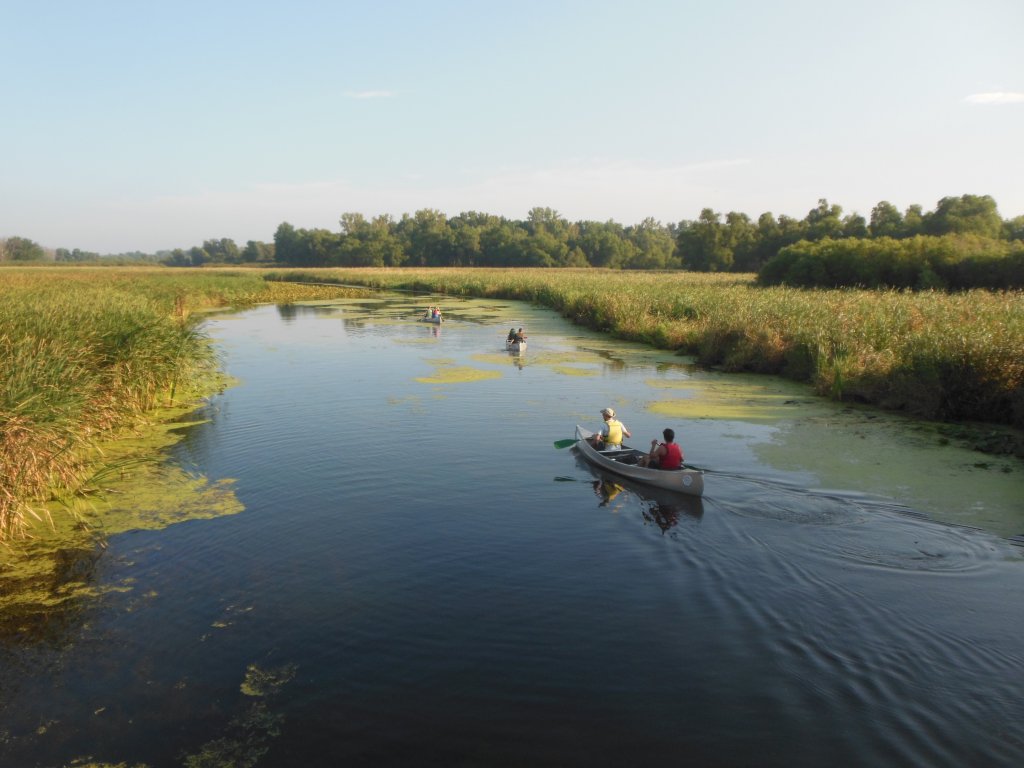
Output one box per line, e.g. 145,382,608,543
592,407,631,450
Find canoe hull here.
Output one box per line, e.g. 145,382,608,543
572,425,704,497
506,340,527,352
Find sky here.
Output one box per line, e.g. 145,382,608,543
2,0,1022,254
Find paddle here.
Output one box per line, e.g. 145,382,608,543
553,438,578,449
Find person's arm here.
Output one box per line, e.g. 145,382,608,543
623,424,632,439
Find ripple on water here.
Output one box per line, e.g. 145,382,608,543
713,474,1010,574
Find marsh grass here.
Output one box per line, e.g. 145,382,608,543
268,268,1024,433
1,266,364,542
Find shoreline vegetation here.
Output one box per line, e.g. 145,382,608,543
2,264,1021,543
0,267,365,542
264,267,1024,434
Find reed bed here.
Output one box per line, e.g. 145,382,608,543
0,266,361,541
269,268,1024,431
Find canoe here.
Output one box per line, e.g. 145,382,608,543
419,315,443,324
506,339,527,352
572,425,704,497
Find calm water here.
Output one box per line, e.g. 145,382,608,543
2,294,1023,767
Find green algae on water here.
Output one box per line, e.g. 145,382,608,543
416,358,502,384
0,406,243,641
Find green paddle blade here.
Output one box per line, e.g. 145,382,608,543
553,438,578,449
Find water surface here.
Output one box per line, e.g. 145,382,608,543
2,294,1022,767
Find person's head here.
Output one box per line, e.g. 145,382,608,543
662,428,675,443
518,327,523,332
601,407,615,420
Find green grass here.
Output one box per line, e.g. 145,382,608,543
268,267,1024,430
0,266,363,541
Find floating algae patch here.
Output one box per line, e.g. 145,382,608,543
178,662,297,768
646,377,807,423
0,413,243,644
532,350,608,366
416,364,502,385
756,407,1024,538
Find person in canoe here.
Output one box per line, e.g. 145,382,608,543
639,428,684,469
589,407,631,450
507,328,517,343
513,327,527,343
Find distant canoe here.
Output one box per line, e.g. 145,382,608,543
419,315,443,324
505,339,527,353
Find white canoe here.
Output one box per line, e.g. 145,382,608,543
573,425,704,497
419,316,443,324
506,339,527,352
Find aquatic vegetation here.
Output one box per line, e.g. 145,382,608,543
0,267,360,542
0,412,244,645
180,663,296,768
415,359,503,384
269,268,1024,431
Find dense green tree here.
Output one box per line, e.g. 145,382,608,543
202,238,240,263
677,209,733,271
624,218,678,269
55,247,100,262
926,194,1002,238
338,213,404,266
274,222,302,264
804,199,844,241
241,240,274,262
869,201,903,238
398,209,454,267
903,204,925,237
306,228,341,266
188,246,209,266
2,236,46,261
1004,215,1024,241
164,248,191,266
723,212,758,271
842,213,868,239
574,220,633,268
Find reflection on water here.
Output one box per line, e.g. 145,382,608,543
1,294,1022,768
576,458,705,533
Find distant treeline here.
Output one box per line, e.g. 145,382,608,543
5,194,1022,289
759,235,1024,290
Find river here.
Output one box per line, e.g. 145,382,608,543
1,293,1022,767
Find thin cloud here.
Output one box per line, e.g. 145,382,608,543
964,91,1024,105
345,90,394,99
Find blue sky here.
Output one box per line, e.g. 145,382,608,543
2,0,1022,253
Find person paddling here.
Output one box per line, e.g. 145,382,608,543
590,407,631,450
639,428,684,469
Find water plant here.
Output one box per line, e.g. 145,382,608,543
0,266,364,542
266,267,1024,433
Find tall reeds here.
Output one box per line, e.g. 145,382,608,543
267,268,1024,431
0,266,362,541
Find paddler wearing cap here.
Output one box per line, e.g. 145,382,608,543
591,407,631,450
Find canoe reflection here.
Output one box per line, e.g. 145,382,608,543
575,457,704,531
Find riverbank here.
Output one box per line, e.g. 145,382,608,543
0,266,366,542
265,268,1024,441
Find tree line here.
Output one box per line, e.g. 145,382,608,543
4,194,1022,282
259,195,1024,276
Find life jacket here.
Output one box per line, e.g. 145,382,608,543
659,442,683,470
605,419,624,445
